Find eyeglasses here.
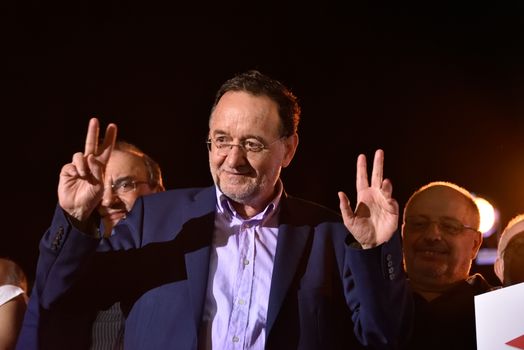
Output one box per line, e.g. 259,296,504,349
206,136,284,156
404,216,480,236
111,179,149,195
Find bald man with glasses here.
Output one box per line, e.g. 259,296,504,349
401,181,492,350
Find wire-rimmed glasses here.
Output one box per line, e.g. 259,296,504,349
404,216,480,236
206,136,285,156
111,179,149,195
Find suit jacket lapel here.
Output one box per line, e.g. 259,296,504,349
182,187,217,330
185,235,211,329
266,199,311,336
181,188,312,338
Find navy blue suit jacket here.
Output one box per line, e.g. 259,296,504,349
22,186,411,349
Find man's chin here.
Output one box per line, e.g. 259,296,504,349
103,214,125,226
222,191,250,204
220,183,255,203
412,265,448,281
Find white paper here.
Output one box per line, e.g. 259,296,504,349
475,282,524,350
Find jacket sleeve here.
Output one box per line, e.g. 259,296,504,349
34,199,150,312
344,230,413,349
34,204,102,310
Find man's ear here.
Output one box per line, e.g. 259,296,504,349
471,231,483,259
282,133,299,168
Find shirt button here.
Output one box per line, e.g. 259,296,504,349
238,299,245,305
243,259,250,266
232,336,239,343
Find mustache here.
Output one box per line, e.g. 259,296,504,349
413,240,449,254
99,202,127,215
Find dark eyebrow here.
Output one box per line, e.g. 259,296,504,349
405,215,429,220
408,216,461,222
112,176,135,187
439,216,462,222
210,130,267,143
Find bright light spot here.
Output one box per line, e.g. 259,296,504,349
474,196,496,235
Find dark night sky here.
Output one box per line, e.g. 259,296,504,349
3,4,524,285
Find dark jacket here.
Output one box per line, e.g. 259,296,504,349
405,273,491,350
21,186,412,349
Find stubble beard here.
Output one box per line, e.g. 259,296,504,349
215,172,260,205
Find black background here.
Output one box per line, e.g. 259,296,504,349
3,3,524,286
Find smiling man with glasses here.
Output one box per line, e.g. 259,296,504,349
97,142,165,238
17,140,165,350
29,70,412,350
401,181,492,350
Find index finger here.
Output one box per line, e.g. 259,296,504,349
84,117,100,155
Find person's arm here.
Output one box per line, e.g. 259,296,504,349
0,294,27,350
338,149,412,348
34,118,118,309
343,231,412,349
35,200,143,311
35,204,102,310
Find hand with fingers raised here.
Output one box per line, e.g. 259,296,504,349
58,118,117,227
338,149,399,249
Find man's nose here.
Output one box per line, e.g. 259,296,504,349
101,186,121,207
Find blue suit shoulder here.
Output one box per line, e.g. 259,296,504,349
131,186,216,219
142,186,213,205
282,194,343,226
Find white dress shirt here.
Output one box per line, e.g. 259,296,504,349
200,184,283,350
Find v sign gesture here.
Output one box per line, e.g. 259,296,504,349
58,118,117,225
338,149,399,249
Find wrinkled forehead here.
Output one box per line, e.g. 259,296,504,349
406,186,475,219
209,91,281,137
105,150,148,180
